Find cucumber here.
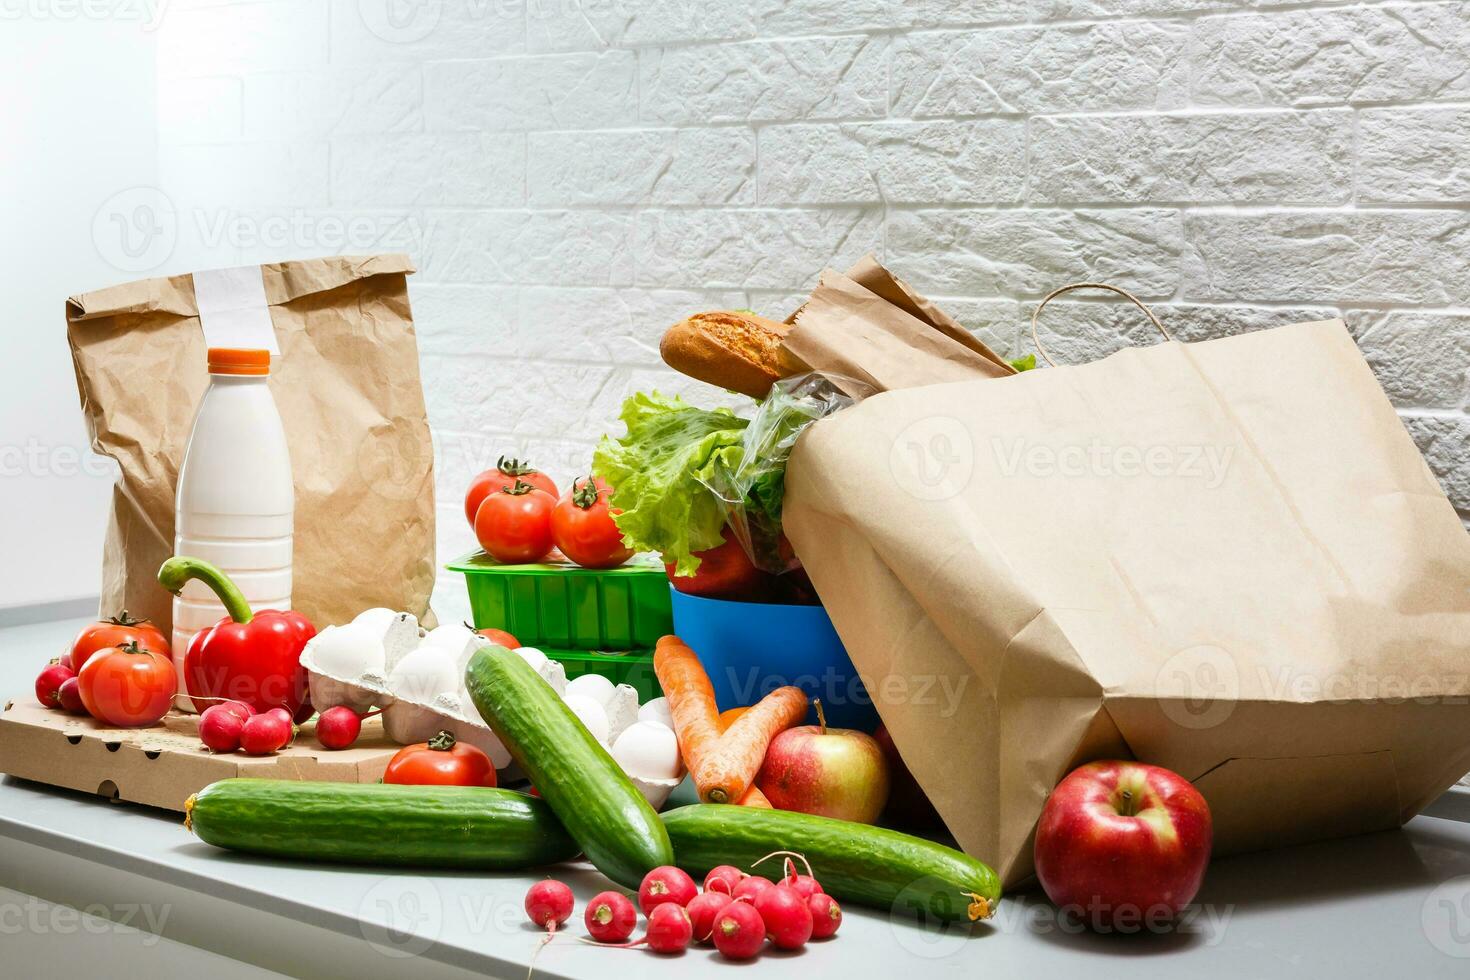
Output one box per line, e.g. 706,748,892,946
662,804,1001,923
185,779,578,869
466,647,672,888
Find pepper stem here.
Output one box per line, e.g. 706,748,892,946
157,556,254,625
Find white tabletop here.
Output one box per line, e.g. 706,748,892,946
4,615,1470,978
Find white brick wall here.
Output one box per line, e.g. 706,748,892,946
147,0,1470,625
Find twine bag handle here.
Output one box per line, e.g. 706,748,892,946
1030,282,1172,367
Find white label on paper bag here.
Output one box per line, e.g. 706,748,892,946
193,265,279,354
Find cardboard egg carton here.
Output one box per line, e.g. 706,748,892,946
299,609,680,807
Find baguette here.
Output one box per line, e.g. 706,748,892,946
660,310,806,400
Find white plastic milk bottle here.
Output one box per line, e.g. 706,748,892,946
172,347,294,702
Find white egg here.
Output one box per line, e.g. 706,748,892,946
514,646,549,672
306,623,385,679
386,645,460,704
565,673,617,707
637,697,674,729
351,607,398,636
561,694,610,743
423,622,477,652
612,721,682,781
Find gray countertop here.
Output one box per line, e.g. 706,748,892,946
4,615,1470,978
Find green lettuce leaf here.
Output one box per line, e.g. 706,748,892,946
592,392,750,576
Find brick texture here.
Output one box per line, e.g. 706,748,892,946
147,0,1470,627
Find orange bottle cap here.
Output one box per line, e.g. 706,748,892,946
207,348,271,376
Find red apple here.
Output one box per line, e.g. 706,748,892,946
1034,760,1212,930
873,723,944,832
756,702,890,824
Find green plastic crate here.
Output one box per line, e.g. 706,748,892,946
447,551,673,652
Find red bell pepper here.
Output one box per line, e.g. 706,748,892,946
157,556,316,718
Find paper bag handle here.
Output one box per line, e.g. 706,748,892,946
1030,282,1172,366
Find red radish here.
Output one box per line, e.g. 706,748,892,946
315,706,362,750
711,900,766,960
731,875,773,902
754,850,823,900
638,866,697,914
199,705,247,753
217,700,255,723
685,890,733,943
524,879,574,934
754,882,813,950
35,662,74,709
584,891,637,944
703,865,745,895
239,711,293,755
57,677,87,715
808,893,842,939
266,706,293,726
644,903,693,954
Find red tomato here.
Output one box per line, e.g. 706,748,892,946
464,456,559,527
474,481,556,564
68,612,169,674
551,478,633,569
77,641,178,727
383,731,497,787
473,626,520,649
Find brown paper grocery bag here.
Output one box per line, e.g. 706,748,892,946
783,279,1470,888
67,254,435,633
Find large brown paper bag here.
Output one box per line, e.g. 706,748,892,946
782,281,1470,888
67,254,436,633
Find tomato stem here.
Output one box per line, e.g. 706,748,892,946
156,556,254,624
428,730,457,751
502,479,538,497
497,455,539,477
571,477,600,509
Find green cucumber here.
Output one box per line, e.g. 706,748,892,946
662,804,1001,923
465,647,672,888
185,779,578,869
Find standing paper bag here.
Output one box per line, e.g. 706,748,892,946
783,278,1470,888
67,254,436,633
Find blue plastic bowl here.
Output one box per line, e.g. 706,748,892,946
668,587,881,732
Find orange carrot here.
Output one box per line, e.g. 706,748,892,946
697,685,808,805
654,635,810,804
737,784,773,808
653,636,723,779
717,706,750,733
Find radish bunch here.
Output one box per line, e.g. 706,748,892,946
530,852,841,966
